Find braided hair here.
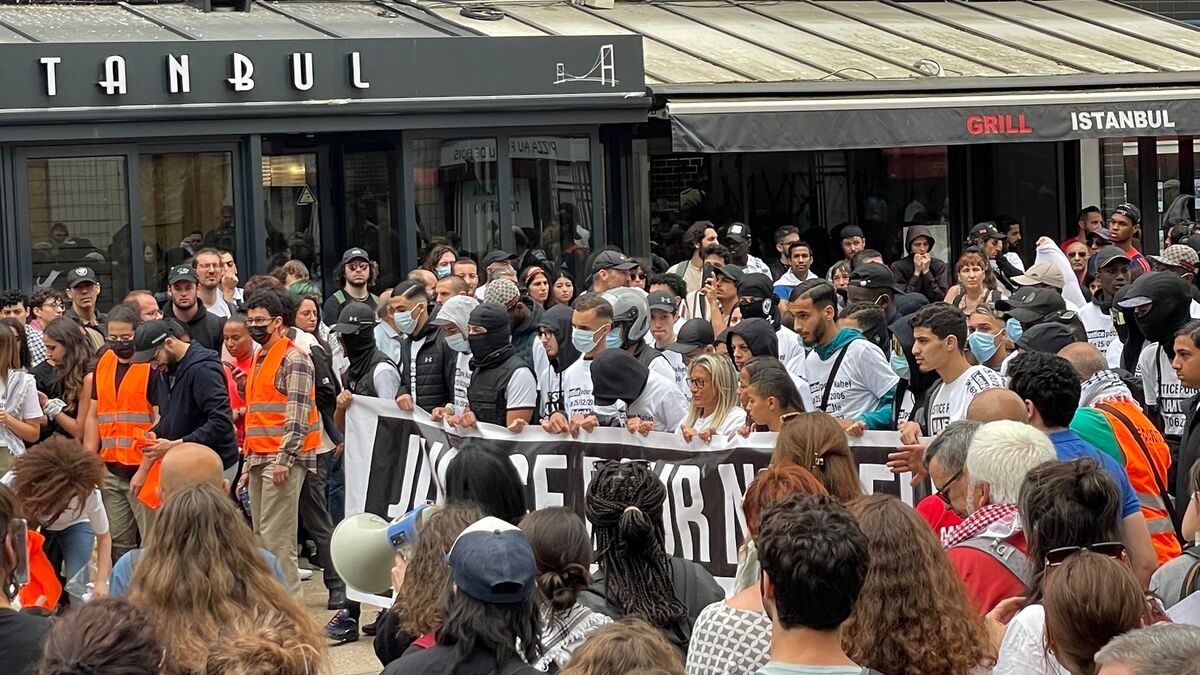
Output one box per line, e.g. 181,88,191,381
585,461,685,630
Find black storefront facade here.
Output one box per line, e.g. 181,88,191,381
0,13,647,306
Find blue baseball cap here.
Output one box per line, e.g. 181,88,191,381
445,516,535,604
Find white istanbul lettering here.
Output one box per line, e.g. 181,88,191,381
167,54,191,94
227,53,255,92
350,51,370,89
40,57,61,96
291,52,314,91
99,55,127,96
1071,109,1176,132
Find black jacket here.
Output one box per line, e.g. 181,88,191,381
889,225,950,303
151,344,238,469
309,343,343,446
727,317,778,359
398,320,456,410
511,297,542,370
579,557,724,658
164,301,225,353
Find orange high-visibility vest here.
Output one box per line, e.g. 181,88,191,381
95,351,155,467
1095,397,1182,566
18,530,61,610
244,337,319,455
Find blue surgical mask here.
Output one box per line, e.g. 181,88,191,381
968,331,998,363
435,265,452,279
445,333,469,353
572,326,601,354
889,348,910,379
395,307,420,335
1005,317,1024,345
605,326,623,349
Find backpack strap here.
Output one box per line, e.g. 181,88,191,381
1182,548,1200,599
333,289,347,304
1096,402,1183,544
952,535,1033,586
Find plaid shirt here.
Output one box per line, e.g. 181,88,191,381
244,342,317,473
25,324,46,367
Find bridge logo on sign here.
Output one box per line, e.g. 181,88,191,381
555,44,616,87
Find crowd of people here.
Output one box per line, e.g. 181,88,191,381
2,203,1200,674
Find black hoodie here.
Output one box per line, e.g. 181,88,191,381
150,343,238,469
538,304,581,374
164,300,225,353
889,225,950,303
511,296,543,370
727,318,778,360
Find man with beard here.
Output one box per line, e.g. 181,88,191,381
163,265,225,352
132,319,237,480
1078,246,1129,356
1118,272,1199,453
323,248,379,325
193,248,231,318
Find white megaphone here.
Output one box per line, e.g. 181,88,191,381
330,503,435,594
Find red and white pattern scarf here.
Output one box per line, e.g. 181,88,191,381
940,502,1020,550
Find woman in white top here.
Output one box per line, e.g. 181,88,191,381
678,354,746,443
10,436,112,599
0,322,45,469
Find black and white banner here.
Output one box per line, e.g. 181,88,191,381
344,397,924,605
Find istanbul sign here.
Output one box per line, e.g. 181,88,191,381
0,35,645,122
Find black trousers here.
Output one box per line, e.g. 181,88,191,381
298,452,343,592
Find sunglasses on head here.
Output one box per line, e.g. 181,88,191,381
1044,541,1125,567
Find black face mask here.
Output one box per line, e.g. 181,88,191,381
341,331,376,360
468,330,511,364
738,296,771,320
108,339,136,359
1132,274,1191,345
247,325,271,345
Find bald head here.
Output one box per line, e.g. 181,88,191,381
966,388,1029,424
1058,342,1109,381
159,443,226,498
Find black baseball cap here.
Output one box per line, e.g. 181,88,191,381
647,291,678,314
591,250,638,274
724,222,751,242
332,301,378,334
841,225,865,240
996,286,1067,323
129,320,186,363
971,221,1006,241
1017,323,1077,354
66,266,98,288
666,318,715,354
167,265,199,285
1112,203,1142,225
1094,245,1131,271
481,250,517,269
712,264,743,284
340,247,371,265
848,263,904,293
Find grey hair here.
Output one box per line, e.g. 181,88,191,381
922,419,981,474
1093,623,1200,674
965,420,1057,506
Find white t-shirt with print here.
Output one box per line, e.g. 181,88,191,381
927,365,1006,436
801,339,899,420
659,349,690,398
452,352,472,416
1139,343,1199,438
677,406,748,440
1077,302,1116,354
626,370,690,433
777,325,804,371
648,353,678,384
561,358,595,419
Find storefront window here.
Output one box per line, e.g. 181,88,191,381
412,138,497,264
343,150,398,288
510,136,593,280
26,156,131,308
262,154,321,283
868,147,949,263
139,152,234,291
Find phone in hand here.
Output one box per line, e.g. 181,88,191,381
10,518,28,586
702,263,714,286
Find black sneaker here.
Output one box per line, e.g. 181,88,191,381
361,610,385,637
325,609,358,643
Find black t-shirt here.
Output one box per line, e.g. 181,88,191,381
0,607,52,674
382,644,537,675
90,358,160,404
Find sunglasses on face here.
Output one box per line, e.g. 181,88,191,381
1067,251,1089,259
1045,541,1126,567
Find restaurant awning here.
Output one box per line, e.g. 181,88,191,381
426,0,1200,151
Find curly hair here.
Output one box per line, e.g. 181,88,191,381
11,437,104,525
396,502,484,637
34,598,162,675
586,461,686,631
771,412,864,503
557,618,683,675
843,494,995,674
205,608,325,675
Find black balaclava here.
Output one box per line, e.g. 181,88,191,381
538,303,580,374
342,328,380,387
736,274,778,326
1130,272,1191,349
468,303,515,370
1112,284,1145,374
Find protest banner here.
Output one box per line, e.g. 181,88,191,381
343,396,926,605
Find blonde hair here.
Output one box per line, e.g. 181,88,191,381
206,609,325,675
682,353,739,430
128,483,325,674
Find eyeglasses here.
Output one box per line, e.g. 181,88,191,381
244,317,275,327
1045,541,1125,567
687,377,710,390
934,468,963,507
